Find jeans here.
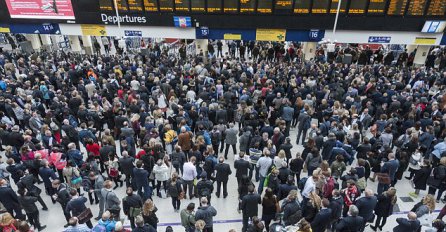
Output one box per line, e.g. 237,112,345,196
248,164,259,182
258,176,266,195
171,197,181,210
216,180,228,197
183,180,194,199
284,121,291,137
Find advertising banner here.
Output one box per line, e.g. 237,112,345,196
223,34,242,40
256,29,286,41
414,37,437,45
81,24,107,36
5,0,75,19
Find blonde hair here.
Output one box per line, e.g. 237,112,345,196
143,199,155,216
195,220,206,230
278,150,286,159
423,194,436,212
309,191,322,209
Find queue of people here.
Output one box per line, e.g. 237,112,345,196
0,38,446,232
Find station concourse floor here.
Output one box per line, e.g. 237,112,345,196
7,125,442,232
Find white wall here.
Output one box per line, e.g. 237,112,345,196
59,24,196,39
324,30,443,45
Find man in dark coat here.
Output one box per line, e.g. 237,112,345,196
378,153,399,195
52,179,72,226
241,185,261,232
196,172,214,205
119,151,135,188
355,189,378,227
311,198,332,232
234,153,250,184
17,171,48,210
214,157,232,198
335,205,364,232
0,178,24,219
132,160,151,200
393,212,421,232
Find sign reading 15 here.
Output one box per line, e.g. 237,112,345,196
200,27,209,37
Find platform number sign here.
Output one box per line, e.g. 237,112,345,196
200,27,209,37
309,30,319,41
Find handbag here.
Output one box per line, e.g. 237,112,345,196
129,207,142,218
78,208,93,224
376,173,391,185
71,168,82,185
109,167,119,178
179,191,185,200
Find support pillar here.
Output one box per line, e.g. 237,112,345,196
69,35,81,53
25,34,42,51
195,39,208,62
303,42,317,61
406,44,417,54
413,45,431,67
40,34,52,52
82,36,93,55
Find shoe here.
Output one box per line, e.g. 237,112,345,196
442,199,446,204
404,176,411,180
64,224,69,228
215,193,220,198
95,200,99,205
223,195,227,198
42,207,48,211
224,156,228,160
369,178,375,182
94,217,101,221
436,199,440,203
409,192,418,198
39,225,47,231
120,182,123,187
370,225,377,231
113,186,118,190
379,226,383,231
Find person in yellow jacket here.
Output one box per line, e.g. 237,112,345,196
164,124,177,156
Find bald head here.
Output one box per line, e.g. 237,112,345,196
365,189,374,197
408,212,417,220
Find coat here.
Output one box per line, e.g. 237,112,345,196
239,131,251,153
224,127,238,145
335,215,365,232
195,205,217,229
311,208,332,232
241,193,261,217
101,189,120,210
393,218,421,232
234,159,250,178
152,164,169,181
178,131,193,151
355,195,378,222
374,193,395,217
133,168,149,188
215,163,232,182
63,166,81,189
413,166,431,190
0,186,21,211
18,195,38,213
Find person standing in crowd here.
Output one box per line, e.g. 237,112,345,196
372,187,398,231
234,152,250,184
118,151,135,188
393,212,421,232
52,179,72,227
336,205,364,232
65,189,93,228
181,203,196,232
241,185,261,232
63,217,91,232
153,159,169,198
355,189,378,228
142,199,158,230
182,157,197,200
214,156,231,198
133,160,151,201
101,180,121,221
224,123,238,159
377,153,399,195
122,187,143,229
311,198,332,232
167,172,183,212
17,188,46,231
195,197,217,232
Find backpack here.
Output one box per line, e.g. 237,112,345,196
298,176,308,191
210,131,220,145
68,115,79,128
203,131,212,145
92,224,107,232
394,134,407,148
323,176,336,198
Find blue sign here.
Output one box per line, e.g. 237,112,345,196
309,30,321,41
124,30,142,37
10,23,60,34
174,16,192,28
368,36,391,43
199,27,209,37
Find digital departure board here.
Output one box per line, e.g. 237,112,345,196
99,0,113,11
349,0,368,14
406,0,427,15
330,0,347,13
368,0,386,13
257,0,273,13
207,0,222,12
128,0,143,11
294,0,311,13
116,0,129,11
275,0,293,13
240,0,255,13
175,0,190,11
387,0,408,15
312,0,330,13
191,0,205,12
143,0,158,11
426,0,446,16
159,0,174,11
224,0,238,13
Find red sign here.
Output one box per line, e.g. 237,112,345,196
6,0,75,19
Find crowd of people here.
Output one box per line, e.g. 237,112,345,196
0,37,445,232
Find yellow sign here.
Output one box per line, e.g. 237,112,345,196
0,27,10,33
81,24,107,36
223,34,242,40
414,37,437,45
256,29,286,41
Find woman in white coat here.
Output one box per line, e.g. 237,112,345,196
153,159,169,198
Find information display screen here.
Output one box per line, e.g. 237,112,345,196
387,0,408,15
312,0,330,13
207,0,222,12
257,0,272,13
159,0,174,11
349,0,368,14
426,0,446,16
175,0,190,11
100,0,114,11
143,0,158,11
294,0,311,13
330,0,347,13
240,0,255,13
191,0,205,12
368,0,386,13
224,0,238,13
275,0,293,13
116,0,129,11
128,0,143,11
406,0,427,15
5,0,75,19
